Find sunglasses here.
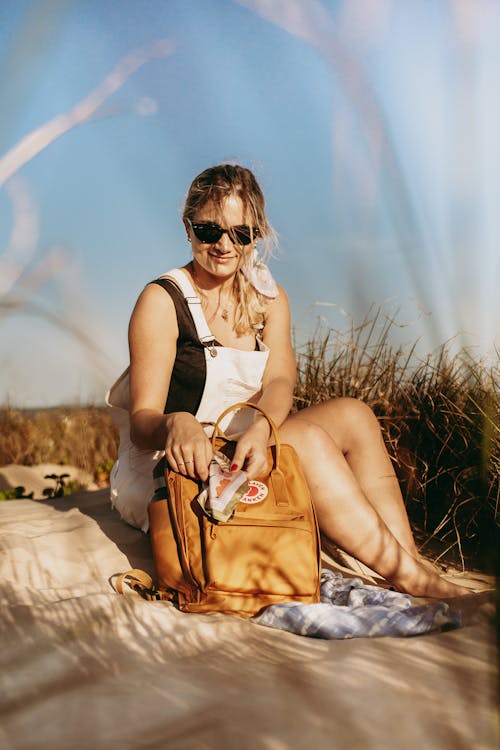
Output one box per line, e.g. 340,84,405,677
188,220,259,246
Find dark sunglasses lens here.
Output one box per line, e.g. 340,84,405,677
232,226,258,245
192,224,223,243
232,227,251,245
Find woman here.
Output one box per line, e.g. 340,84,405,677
110,163,467,599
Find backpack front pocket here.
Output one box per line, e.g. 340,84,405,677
201,513,319,597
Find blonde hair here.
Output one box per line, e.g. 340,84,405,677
183,164,275,335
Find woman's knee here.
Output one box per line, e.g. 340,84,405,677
303,396,382,454
330,398,387,460
330,397,378,429
279,418,341,460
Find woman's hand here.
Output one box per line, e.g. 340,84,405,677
164,412,213,481
230,419,271,480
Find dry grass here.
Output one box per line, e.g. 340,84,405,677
0,406,118,485
1,311,498,571
294,311,499,573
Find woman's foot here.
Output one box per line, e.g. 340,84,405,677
389,561,470,599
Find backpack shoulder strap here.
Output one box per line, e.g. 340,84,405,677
113,569,173,602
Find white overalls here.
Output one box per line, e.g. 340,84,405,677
106,268,270,531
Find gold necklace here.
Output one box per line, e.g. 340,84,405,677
190,267,233,322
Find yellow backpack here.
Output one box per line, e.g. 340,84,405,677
117,403,321,618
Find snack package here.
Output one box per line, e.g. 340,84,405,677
197,451,248,522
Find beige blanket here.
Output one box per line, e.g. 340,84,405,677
0,487,497,750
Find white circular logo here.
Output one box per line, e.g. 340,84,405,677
240,481,268,504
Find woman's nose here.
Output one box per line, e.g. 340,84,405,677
214,232,234,252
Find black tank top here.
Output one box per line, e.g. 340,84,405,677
151,278,218,415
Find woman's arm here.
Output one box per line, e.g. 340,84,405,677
257,284,297,425
231,285,296,478
128,283,212,480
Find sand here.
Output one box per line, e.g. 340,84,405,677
0,465,497,750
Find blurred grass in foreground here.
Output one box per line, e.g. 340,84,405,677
0,311,498,572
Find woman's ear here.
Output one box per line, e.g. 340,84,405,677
183,219,191,242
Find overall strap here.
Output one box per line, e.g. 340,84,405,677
159,269,215,346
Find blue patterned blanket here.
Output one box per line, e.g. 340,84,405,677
253,569,461,638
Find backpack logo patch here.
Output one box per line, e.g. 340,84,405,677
240,481,268,504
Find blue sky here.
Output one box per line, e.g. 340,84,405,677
1,0,499,406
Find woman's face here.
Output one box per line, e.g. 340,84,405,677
185,193,255,281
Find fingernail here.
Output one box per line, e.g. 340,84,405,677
230,464,238,472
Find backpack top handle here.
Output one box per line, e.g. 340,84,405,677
211,402,295,507
211,402,281,467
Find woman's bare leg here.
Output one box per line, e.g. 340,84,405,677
278,417,468,598
290,398,419,557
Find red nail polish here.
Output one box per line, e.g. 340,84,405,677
230,464,238,471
